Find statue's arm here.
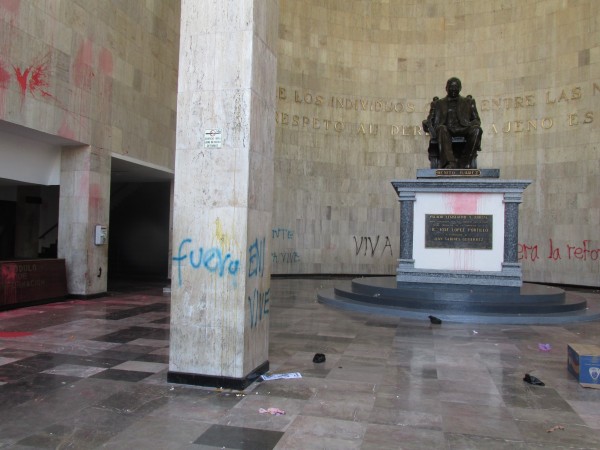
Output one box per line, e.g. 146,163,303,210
468,96,481,126
423,96,439,138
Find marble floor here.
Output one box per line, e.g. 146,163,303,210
1,278,600,449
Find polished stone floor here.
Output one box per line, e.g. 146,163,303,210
1,278,600,449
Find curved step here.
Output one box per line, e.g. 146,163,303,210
316,277,600,324
351,277,567,304
333,285,586,314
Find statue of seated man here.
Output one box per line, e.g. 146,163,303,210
423,77,482,169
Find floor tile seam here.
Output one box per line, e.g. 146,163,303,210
284,412,370,434
442,431,529,445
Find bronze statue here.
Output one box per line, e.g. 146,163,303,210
422,78,482,169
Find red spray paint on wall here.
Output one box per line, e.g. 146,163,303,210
99,48,113,75
0,0,20,15
0,61,9,117
73,40,95,90
12,53,55,102
0,61,10,88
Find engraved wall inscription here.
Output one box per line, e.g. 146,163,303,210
425,214,493,249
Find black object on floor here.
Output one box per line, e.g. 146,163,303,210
523,373,545,386
312,353,326,363
429,315,442,325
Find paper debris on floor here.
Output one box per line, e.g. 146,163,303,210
260,372,302,381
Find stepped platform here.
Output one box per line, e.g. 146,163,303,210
317,276,600,324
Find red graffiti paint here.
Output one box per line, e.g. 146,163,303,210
13,54,54,100
0,331,33,338
73,40,95,89
444,192,481,214
0,61,10,89
99,48,113,75
1,263,17,282
13,66,30,96
29,62,52,97
57,118,76,140
0,0,20,15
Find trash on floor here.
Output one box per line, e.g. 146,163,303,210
538,343,552,352
546,425,565,433
429,315,442,325
523,373,545,386
312,353,326,363
259,407,286,416
260,372,302,381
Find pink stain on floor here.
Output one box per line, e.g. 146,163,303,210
0,331,33,338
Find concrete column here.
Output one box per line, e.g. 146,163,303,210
168,0,278,389
58,146,111,296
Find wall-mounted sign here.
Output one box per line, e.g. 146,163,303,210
204,129,222,148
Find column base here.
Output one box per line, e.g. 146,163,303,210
167,360,269,390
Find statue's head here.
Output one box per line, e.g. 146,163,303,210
446,77,462,98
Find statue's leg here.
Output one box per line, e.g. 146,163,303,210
465,126,482,168
436,126,456,168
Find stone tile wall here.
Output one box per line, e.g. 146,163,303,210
0,0,179,169
274,0,599,286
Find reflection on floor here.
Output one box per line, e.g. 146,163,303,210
0,278,599,449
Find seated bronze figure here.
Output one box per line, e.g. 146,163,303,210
422,78,482,169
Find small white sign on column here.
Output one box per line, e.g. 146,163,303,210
204,129,222,149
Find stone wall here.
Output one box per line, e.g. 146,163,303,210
0,0,179,168
2,1,597,287
274,0,600,286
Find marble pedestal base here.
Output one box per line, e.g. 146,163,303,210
391,176,532,288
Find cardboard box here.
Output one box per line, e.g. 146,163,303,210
568,343,600,389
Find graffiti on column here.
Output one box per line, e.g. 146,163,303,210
248,287,270,329
248,236,270,328
172,238,241,287
248,237,266,278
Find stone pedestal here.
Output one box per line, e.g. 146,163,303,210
391,175,531,288
317,173,596,323
168,0,278,390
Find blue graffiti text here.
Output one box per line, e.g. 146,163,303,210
173,238,240,286
248,237,266,278
248,288,270,328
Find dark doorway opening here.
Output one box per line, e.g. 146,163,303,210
108,182,171,283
